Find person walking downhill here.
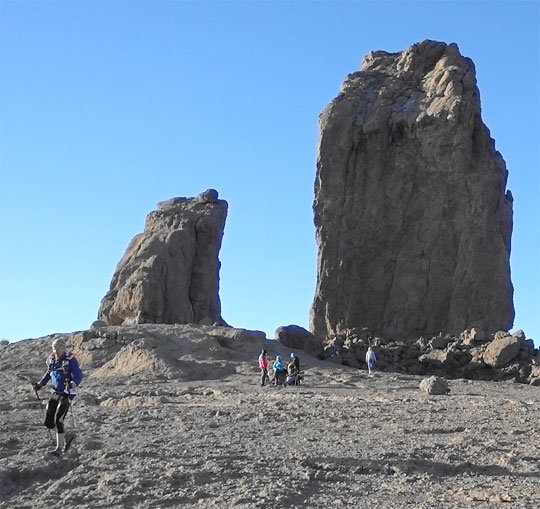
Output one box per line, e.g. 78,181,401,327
259,349,270,386
366,346,377,376
32,338,83,456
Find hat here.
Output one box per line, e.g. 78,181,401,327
276,356,281,361
290,352,297,358
52,338,67,352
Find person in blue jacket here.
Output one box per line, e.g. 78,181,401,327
32,337,83,456
270,355,286,385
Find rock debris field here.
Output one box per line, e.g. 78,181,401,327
1,324,539,508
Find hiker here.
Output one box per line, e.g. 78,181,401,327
32,337,83,456
270,355,286,386
284,353,302,386
287,352,300,373
366,346,377,376
258,348,270,386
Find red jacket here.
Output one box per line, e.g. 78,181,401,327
258,353,268,369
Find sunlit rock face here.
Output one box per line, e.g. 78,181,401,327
311,40,514,340
98,189,227,326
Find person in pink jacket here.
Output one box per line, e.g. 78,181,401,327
258,349,269,386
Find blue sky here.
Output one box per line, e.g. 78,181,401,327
1,1,539,346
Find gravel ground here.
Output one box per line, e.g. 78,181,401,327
1,328,539,508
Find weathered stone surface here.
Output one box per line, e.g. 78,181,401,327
430,334,450,349
419,349,454,367
98,190,227,326
461,328,485,345
419,376,449,395
511,329,526,341
274,324,323,358
311,40,514,340
483,335,521,368
322,326,536,384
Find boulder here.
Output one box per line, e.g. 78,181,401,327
310,40,514,341
483,335,522,368
462,358,485,373
419,349,454,367
419,376,449,395
275,325,323,358
323,345,343,365
430,334,450,349
511,329,526,341
98,190,227,326
461,328,485,346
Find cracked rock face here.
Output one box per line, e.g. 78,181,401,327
311,40,514,340
98,189,227,326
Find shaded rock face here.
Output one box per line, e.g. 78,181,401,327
311,40,514,340
98,190,227,326
274,324,323,358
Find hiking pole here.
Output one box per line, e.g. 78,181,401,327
32,386,54,444
65,382,78,454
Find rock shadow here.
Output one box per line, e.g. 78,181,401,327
303,456,540,479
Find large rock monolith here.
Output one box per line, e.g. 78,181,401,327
98,189,227,326
311,40,514,340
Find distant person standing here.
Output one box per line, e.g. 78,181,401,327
259,349,270,386
32,338,83,456
270,355,286,385
288,352,300,373
366,346,377,376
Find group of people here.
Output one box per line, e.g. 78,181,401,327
258,345,378,386
30,337,376,456
258,349,302,387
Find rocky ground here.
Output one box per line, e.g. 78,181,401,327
1,325,539,508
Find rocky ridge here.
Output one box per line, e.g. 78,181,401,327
1,326,539,508
320,327,540,385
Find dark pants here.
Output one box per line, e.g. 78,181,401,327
261,368,269,386
44,393,70,433
272,370,286,385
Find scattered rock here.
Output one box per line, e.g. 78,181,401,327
419,350,454,367
419,376,449,395
461,328,485,345
430,334,450,350
483,335,522,368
